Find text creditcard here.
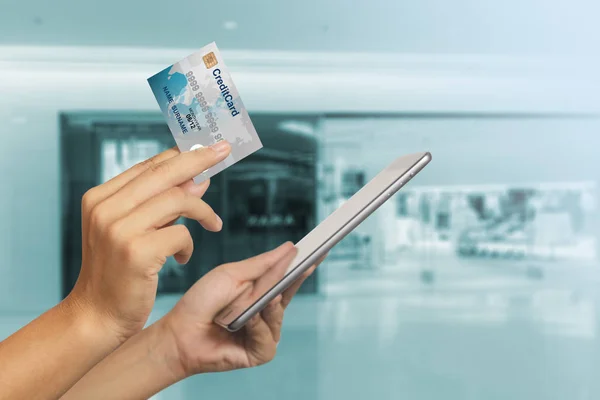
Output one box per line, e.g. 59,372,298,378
148,42,262,183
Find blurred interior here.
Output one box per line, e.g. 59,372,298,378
1,1,600,399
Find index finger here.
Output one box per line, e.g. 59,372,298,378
96,146,180,202
101,141,231,223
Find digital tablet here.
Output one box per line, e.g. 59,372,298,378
215,151,432,331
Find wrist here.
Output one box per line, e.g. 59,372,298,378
149,317,189,382
59,292,124,351
60,315,188,400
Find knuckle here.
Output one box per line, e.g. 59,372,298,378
81,188,99,213
121,239,144,264
179,226,194,248
140,155,157,167
180,224,193,239
149,160,171,175
132,159,152,174
168,186,188,203
89,204,110,231
106,220,125,242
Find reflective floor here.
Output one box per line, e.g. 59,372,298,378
2,254,600,400
151,254,600,400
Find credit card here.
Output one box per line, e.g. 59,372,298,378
147,42,262,183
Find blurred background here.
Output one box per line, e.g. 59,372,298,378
1,0,600,399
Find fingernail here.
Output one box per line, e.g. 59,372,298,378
216,215,223,229
210,140,231,154
280,241,296,252
194,179,210,188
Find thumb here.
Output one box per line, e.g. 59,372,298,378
184,243,297,320
225,242,296,282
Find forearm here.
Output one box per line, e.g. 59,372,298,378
0,295,122,400
62,318,186,400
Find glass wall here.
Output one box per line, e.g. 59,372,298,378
312,116,600,400
154,117,600,399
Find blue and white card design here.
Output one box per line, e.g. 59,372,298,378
148,42,262,182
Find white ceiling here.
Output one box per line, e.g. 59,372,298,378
1,0,599,54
